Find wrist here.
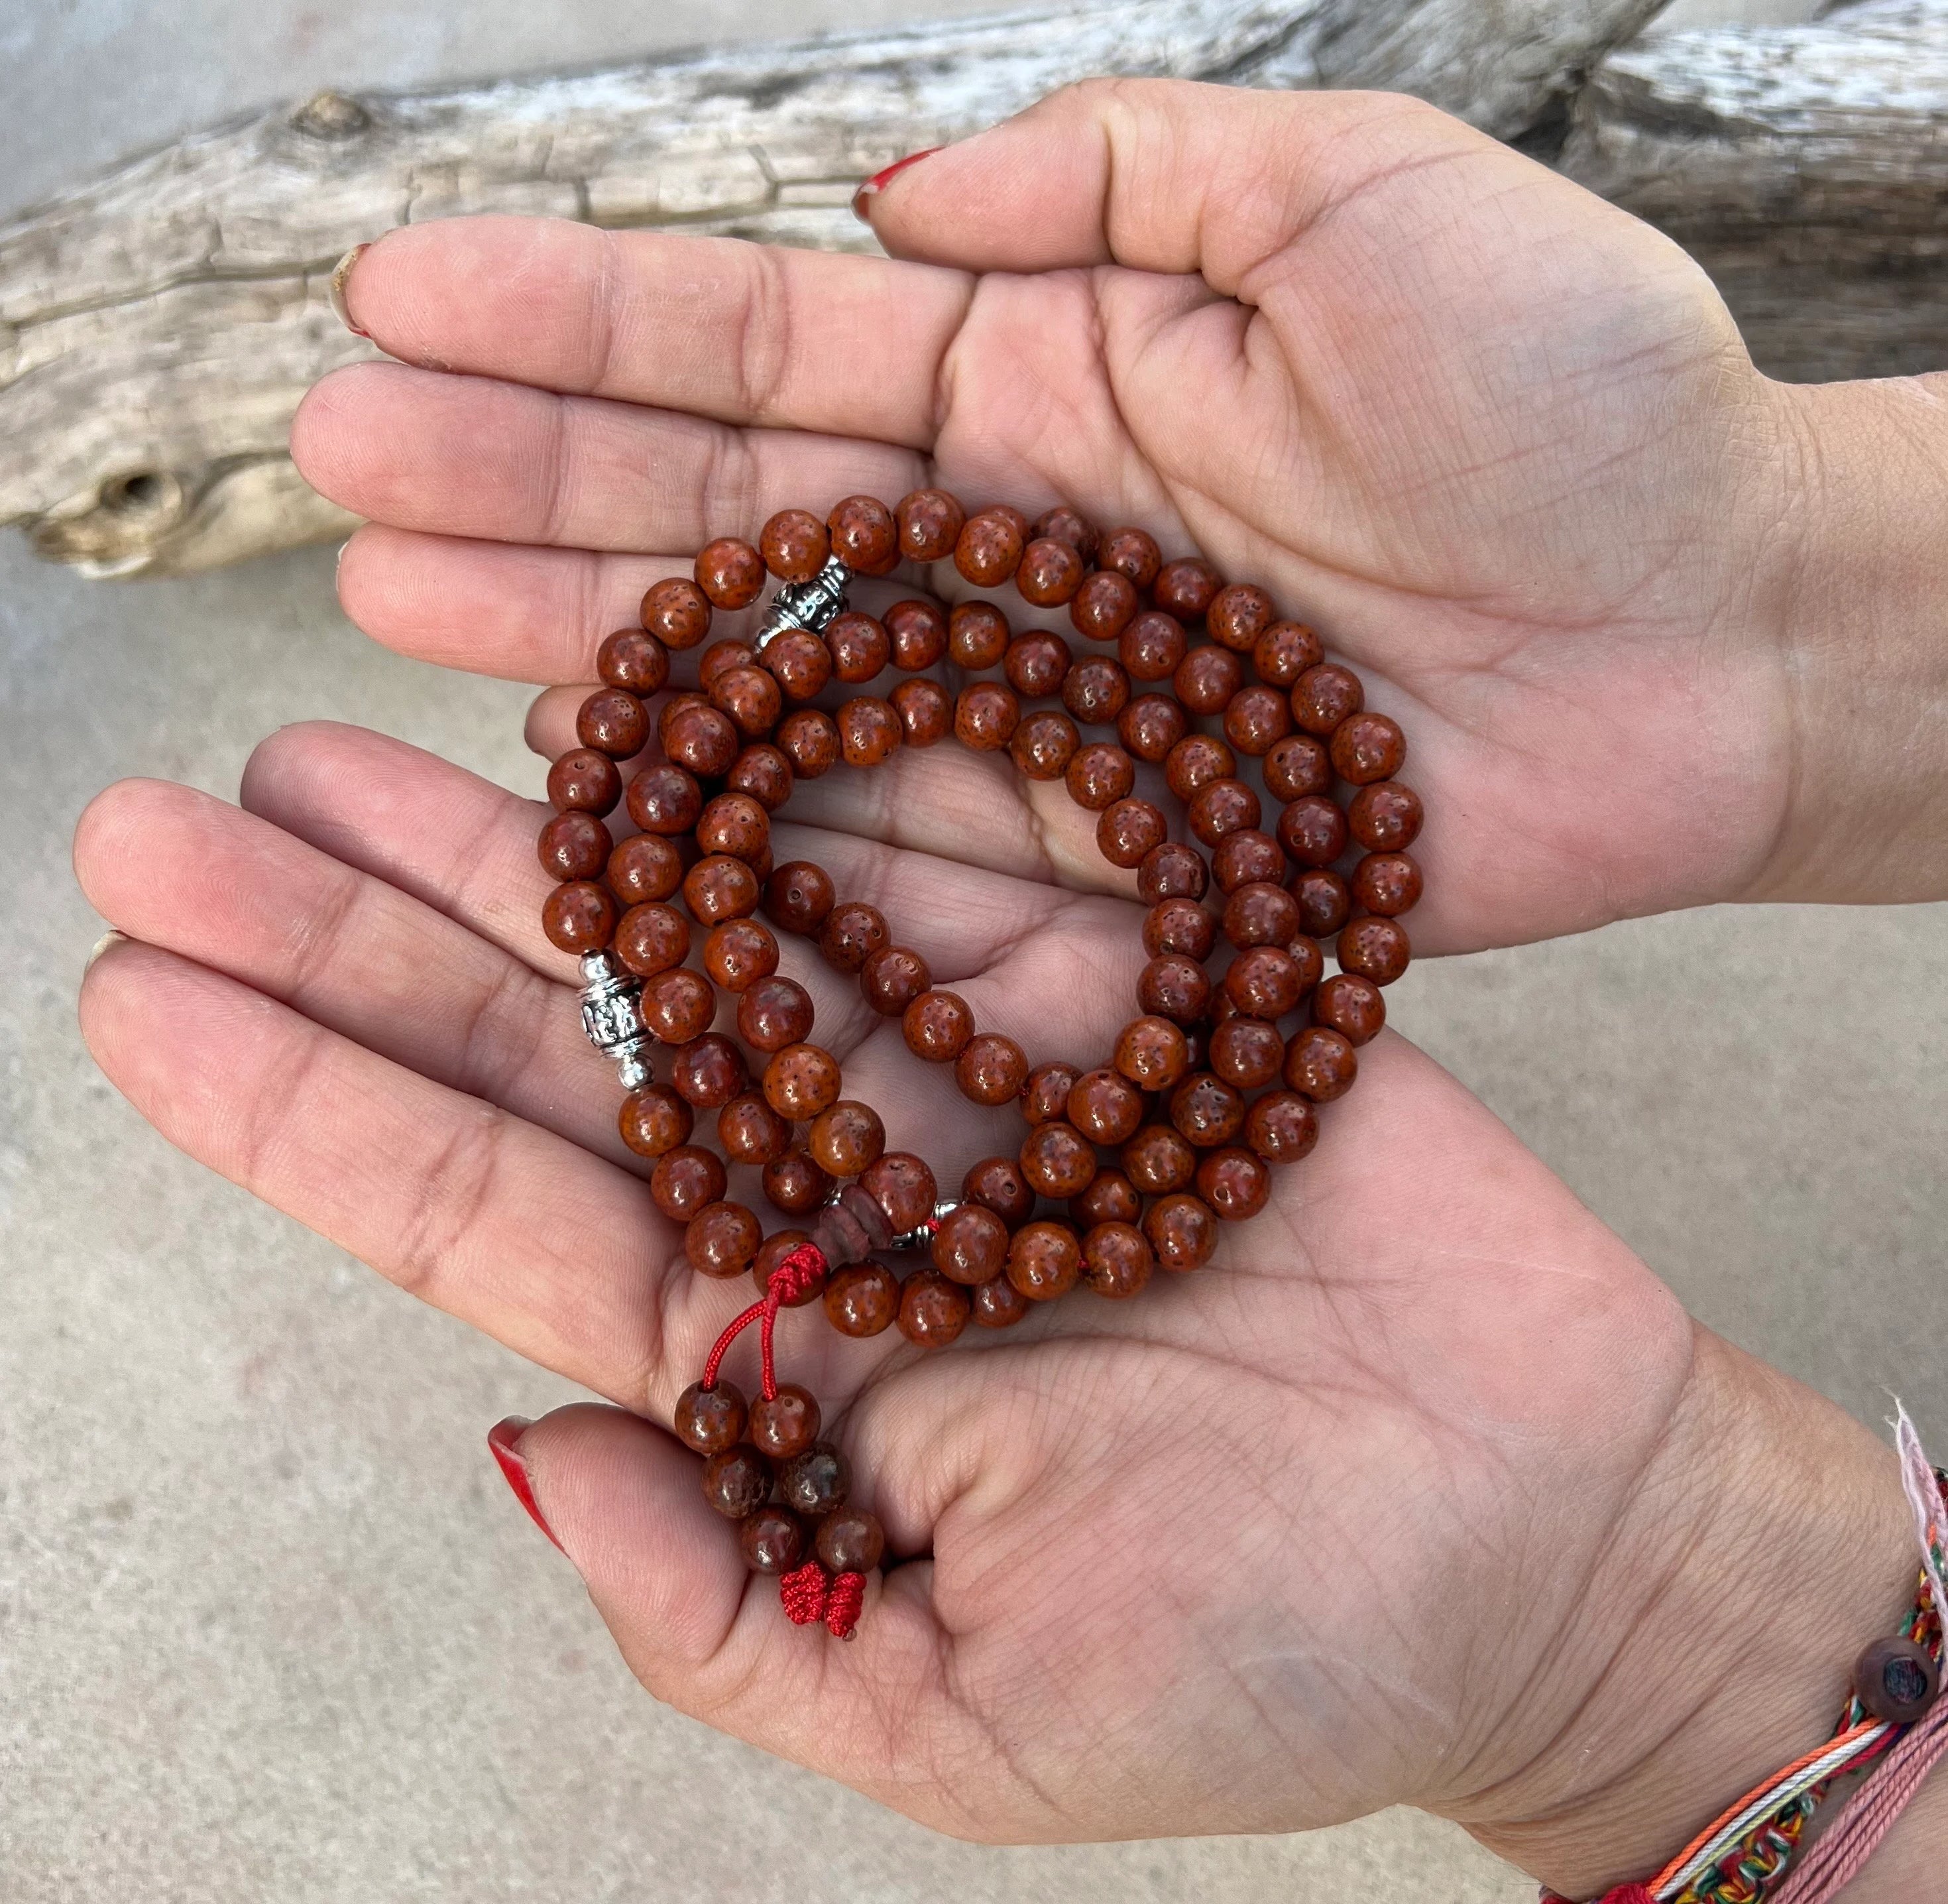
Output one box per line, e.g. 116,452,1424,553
1444,1327,1918,1899
1746,371,1948,908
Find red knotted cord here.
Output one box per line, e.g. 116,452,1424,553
697,1240,828,1401
779,1559,829,1626
825,1572,866,1640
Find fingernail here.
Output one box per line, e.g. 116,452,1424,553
852,148,939,222
329,243,372,337
85,929,127,973
488,1417,563,1552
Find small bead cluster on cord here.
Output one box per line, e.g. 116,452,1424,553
535,491,1424,1638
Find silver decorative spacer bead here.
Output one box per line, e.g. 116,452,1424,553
577,949,656,1088
888,1198,960,1252
753,554,852,651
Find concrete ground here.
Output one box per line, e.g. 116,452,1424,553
7,3,1935,1902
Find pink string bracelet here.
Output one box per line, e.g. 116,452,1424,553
1544,1409,1948,1904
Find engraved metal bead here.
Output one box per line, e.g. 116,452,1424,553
888,1198,960,1252
754,554,852,650
578,949,656,1085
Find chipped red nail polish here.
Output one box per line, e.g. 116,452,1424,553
852,147,940,221
488,1417,563,1552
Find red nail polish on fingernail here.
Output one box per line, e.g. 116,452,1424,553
488,1417,564,1552
329,242,372,337
852,147,940,222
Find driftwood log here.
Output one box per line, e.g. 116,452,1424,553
0,0,1939,579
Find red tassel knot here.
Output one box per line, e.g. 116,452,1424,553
699,1240,829,1401
825,1571,866,1640
779,1560,829,1626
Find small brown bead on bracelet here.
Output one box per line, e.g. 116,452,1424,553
539,491,1424,1637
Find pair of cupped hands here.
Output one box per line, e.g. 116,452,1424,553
72,80,1942,1898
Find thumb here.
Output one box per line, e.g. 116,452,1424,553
855,78,1497,290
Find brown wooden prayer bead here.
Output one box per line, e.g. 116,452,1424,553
1292,868,1352,939
1144,1191,1217,1270
1005,630,1073,699
695,794,769,864
729,744,793,813
1253,621,1324,687
651,1146,728,1222
1017,536,1086,607
1224,685,1292,757
972,1274,1031,1328
1066,742,1136,811
808,1101,886,1177
828,495,899,574
1314,973,1387,1045
764,627,833,701
538,811,609,882
734,975,813,1053
1277,796,1349,870
624,764,699,839
1224,945,1308,1019
683,855,760,925
1175,644,1243,715
827,611,889,684
1118,693,1188,762
1067,1068,1145,1146
1353,852,1423,916
614,901,691,978
1222,881,1300,950
1169,1071,1245,1148
620,1085,693,1159
642,969,716,1043
762,1043,843,1119
1098,526,1163,589
740,1506,807,1575
542,881,616,954
699,640,756,694
1007,1220,1082,1301
862,1152,938,1234
703,918,779,992
599,628,672,696
963,1156,1035,1225
1153,558,1220,621
1245,1090,1319,1163
763,1150,834,1218
764,862,834,936
753,1228,827,1305
1121,1123,1198,1195
779,1442,850,1517
604,837,680,911
675,1379,746,1455
861,945,931,1016
897,488,965,563
760,508,830,581
547,747,621,815
1072,1168,1143,1228
1332,711,1406,784
686,1199,762,1276
1011,710,1081,780
702,1446,772,1519
955,681,1020,751
1068,569,1141,644
1021,1061,1082,1126
710,665,783,740
933,1204,1009,1285
891,677,953,746
663,701,741,777
882,599,946,672
718,1090,792,1165
1082,1221,1155,1298
1347,780,1424,852
641,576,713,649
954,508,1026,588
1098,798,1168,868
1197,1147,1271,1220
775,709,840,778
670,1034,747,1109
838,697,903,767
1138,953,1213,1026
904,989,975,1062
1187,777,1260,845
819,901,888,973
1165,734,1235,801
948,601,1010,670
1020,1120,1099,1198
1121,609,1187,682
1062,656,1130,727
1285,1025,1358,1101
748,1384,821,1460
953,1032,1028,1106
1209,1018,1285,1090
1206,583,1275,654
1143,898,1218,961
695,537,765,609
899,1270,972,1348
1137,841,1207,906
1340,916,1412,984
1033,506,1099,562
1263,733,1332,803
1213,829,1285,894
823,1260,899,1337
817,1506,886,1575
1290,662,1363,735
1113,1016,1190,1092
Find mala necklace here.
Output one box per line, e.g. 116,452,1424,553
537,493,1422,1639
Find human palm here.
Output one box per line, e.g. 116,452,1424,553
76,80,1794,1846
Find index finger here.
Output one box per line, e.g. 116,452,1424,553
337,216,972,449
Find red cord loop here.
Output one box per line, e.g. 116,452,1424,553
825,1571,866,1640
698,1240,829,1400
779,1560,829,1625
